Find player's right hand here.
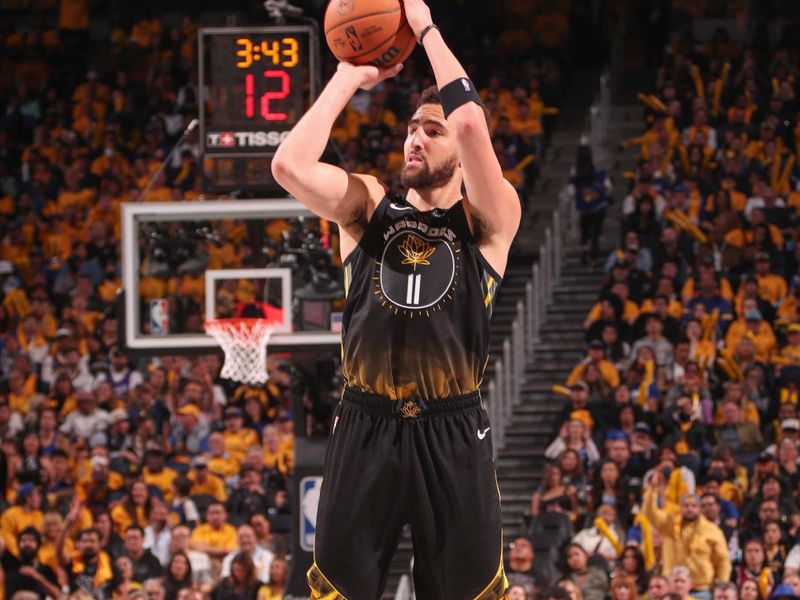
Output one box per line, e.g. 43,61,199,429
337,61,403,90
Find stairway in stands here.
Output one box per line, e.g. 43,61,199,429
492,69,652,541
492,255,605,539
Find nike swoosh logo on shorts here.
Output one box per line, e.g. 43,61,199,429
390,203,413,212
477,427,490,440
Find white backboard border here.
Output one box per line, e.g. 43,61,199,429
121,200,341,353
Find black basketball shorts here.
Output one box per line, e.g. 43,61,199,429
308,387,508,600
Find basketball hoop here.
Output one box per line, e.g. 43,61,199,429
204,318,275,384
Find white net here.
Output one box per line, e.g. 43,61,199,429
204,319,274,385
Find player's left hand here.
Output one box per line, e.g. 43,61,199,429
401,0,433,39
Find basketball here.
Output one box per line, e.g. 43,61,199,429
324,0,416,68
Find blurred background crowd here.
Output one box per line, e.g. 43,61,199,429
0,0,594,597
520,3,800,600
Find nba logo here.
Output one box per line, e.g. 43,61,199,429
150,299,169,335
299,476,322,552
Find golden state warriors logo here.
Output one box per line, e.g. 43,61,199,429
399,235,435,269
376,232,458,314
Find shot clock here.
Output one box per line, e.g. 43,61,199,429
199,26,319,193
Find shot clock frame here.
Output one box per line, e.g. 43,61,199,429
199,26,320,194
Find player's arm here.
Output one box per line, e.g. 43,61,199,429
271,63,401,237
404,0,521,267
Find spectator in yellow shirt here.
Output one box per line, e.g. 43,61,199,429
190,502,238,560
681,256,734,303
142,448,178,503
585,286,640,329
0,483,44,557
778,290,800,323
188,457,227,502
257,556,289,600
276,410,295,457
51,169,94,215
641,471,731,594
38,511,73,573
725,306,777,362
567,340,621,389
27,292,57,339
110,480,153,536
713,381,761,427
509,101,543,138
734,275,777,325
782,323,800,365
479,74,512,108
724,219,784,251
222,406,259,465
262,424,290,476
203,431,239,482
6,368,37,416
76,454,125,504
751,252,788,305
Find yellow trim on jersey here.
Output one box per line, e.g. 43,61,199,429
341,264,350,365
307,561,346,599
472,558,509,599
477,354,490,388
472,472,508,600
484,276,496,307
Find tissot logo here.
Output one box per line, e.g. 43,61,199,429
206,131,290,148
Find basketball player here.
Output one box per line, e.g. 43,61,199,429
272,0,521,597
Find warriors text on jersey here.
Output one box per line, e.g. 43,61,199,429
341,194,501,401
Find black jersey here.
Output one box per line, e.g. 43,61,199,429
341,194,501,401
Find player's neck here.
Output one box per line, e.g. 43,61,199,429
406,178,462,211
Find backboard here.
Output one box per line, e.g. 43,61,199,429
120,199,343,354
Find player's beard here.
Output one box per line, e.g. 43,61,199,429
401,154,458,190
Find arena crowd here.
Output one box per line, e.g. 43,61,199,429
521,5,800,600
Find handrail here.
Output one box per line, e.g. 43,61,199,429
513,300,525,404
394,574,412,600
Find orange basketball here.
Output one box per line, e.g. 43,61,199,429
324,0,416,68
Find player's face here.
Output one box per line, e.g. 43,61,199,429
401,104,458,190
